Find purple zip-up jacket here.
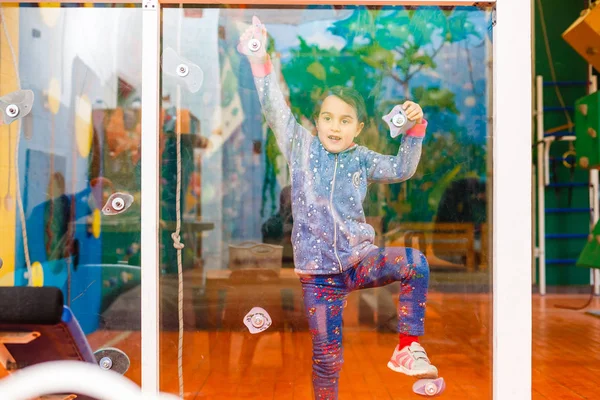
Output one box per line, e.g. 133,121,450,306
252,60,427,275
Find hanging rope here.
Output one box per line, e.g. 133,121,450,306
173,5,185,398
172,98,185,398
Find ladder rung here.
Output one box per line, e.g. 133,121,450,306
543,131,575,138
548,157,576,162
545,233,589,239
547,182,589,188
546,208,592,213
543,81,590,87
546,258,578,265
543,106,575,112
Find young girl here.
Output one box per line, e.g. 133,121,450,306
238,17,437,399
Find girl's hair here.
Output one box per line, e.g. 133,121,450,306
313,86,368,125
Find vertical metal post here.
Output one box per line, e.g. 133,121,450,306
141,0,160,395
493,1,532,399
536,75,546,295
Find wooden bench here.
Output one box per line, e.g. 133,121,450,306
480,222,489,271
383,222,476,271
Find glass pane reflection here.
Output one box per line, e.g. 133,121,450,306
160,4,493,399
0,2,143,387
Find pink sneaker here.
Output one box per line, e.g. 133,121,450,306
387,342,438,378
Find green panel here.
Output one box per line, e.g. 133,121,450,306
577,219,600,269
575,91,600,168
535,0,593,285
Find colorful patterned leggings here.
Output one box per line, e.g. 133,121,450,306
299,247,429,400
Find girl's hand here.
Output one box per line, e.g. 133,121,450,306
402,101,423,124
237,16,268,63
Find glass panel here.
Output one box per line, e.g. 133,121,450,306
160,4,493,399
0,1,142,387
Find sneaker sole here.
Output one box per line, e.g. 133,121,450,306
387,361,438,379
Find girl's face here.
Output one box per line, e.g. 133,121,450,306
316,95,365,154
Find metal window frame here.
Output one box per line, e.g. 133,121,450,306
6,1,532,399
147,3,532,399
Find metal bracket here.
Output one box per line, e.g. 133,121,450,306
0,344,16,370
143,0,158,10
473,1,496,9
0,331,40,371
0,331,41,344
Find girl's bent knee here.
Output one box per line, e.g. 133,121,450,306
411,250,430,279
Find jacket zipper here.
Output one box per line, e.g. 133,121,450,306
330,154,343,273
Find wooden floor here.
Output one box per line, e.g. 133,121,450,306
2,292,599,399
84,293,600,399
531,295,600,400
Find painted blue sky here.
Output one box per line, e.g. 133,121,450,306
265,7,492,145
